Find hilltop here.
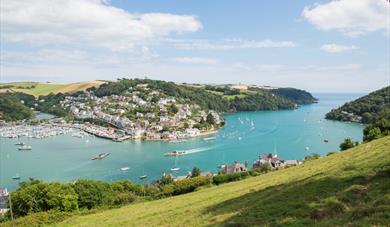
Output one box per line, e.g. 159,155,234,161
0,81,105,97
51,136,389,226
326,86,390,124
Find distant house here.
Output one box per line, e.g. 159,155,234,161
253,153,284,169
0,188,9,214
220,161,248,174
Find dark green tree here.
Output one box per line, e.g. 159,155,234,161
339,138,359,151
191,167,201,178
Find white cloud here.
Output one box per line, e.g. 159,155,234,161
0,0,202,50
302,0,389,36
321,43,359,53
169,39,296,50
171,57,218,65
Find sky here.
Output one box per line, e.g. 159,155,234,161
0,0,389,92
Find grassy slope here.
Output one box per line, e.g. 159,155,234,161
59,136,390,226
0,81,105,96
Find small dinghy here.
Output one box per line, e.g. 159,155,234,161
120,167,130,171
170,167,180,172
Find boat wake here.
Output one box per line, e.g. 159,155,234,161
177,147,214,155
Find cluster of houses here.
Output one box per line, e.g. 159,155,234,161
219,153,303,174
339,111,363,123
59,84,223,141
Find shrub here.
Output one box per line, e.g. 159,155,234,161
164,176,211,196
249,169,261,176
191,167,201,178
111,192,137,206
339,138,359,151
10,180,78,217
212,172,250,185
72,180,112,209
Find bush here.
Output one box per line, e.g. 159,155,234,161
111,192,137,206
72,180,112,209
249,169,261,176
339,138,359,151
212,172,250,185
163,176,211,196
10,180,78,217
191,167,201,178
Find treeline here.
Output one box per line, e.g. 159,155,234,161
326,86,390,124
271,87,317,105
89,79,316,113
0,95,34,121
0,91,80,122
3,166,271,225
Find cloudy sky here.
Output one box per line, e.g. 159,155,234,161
1,0,389,92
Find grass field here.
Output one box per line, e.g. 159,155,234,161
0,81,105,96
57,136,390,226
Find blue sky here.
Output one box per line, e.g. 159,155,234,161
1,0,389,92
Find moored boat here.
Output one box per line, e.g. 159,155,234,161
170,167,180,171
91,153,110,160
12,175,21,180
15,142,26,146
138,175,147,179
120,167,130,171
18,145,32,150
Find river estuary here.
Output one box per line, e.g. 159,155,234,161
0,93,365,190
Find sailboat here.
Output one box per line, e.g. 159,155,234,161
170,155,180,172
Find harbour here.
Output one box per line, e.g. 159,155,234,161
0,94,364,191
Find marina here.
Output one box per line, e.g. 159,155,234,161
0,94,365,190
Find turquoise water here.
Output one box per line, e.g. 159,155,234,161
0,94,364,190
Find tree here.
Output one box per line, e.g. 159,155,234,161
206,113,215,125
191,167,201,178
167,104,179,115
339,138,359,151
157,174,174,186
259,163,272,173
72,180,112,209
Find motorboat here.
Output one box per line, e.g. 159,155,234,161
12,175,21,180
91,153,110,160
164,150,186,157
15,142,26,146
138,175,147,179
120,167,130,171
18,145,32,150
170,167,180,172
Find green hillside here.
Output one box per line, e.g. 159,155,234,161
326,86,390,124
53,136,390,226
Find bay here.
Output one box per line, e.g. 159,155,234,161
0,93,364,190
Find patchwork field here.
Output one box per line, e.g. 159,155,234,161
0,81,105,96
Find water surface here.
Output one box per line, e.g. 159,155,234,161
0,93,365,190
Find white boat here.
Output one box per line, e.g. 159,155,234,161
15,142,26,146
170,167,180,171
138,175,147,179
12,175,21,180
120,167,130,171
18,145,32,150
